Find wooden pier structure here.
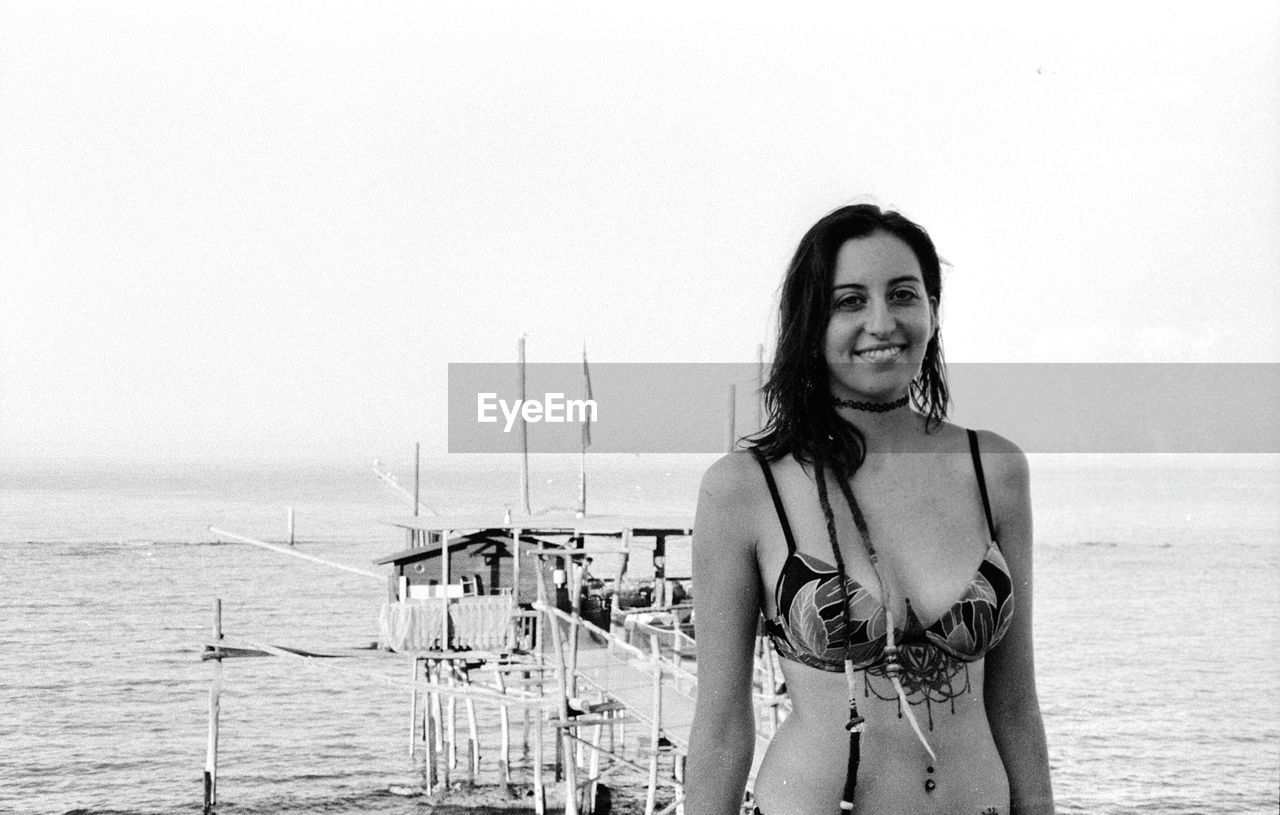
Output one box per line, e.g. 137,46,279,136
202,516,786,815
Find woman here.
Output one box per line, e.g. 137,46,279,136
687,204,1054,815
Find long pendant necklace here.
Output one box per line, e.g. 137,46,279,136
815,458,939,800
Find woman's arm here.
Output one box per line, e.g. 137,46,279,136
978,432,1056,815
686,452,765,815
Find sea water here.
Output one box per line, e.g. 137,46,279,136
1,454,1277,814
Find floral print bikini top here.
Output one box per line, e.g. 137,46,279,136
754,431,1015,673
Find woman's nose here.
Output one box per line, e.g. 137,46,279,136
865,297,894,334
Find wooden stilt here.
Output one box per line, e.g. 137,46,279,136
203,599,222,814
430,662,449,789
461,666,481,783
584,695,604,815
408,657,419,756
614,704,624,758
425,684,438,795
568,556,589,808
568,544,584,698
653,535,668,608
493,665,512,783
512,527,523,607
613,528,631,610
521,668,532,761
446,663,458,770
644,633,662,815
532,692,546,815
537,558,579,815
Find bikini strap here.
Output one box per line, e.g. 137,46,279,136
967,429,997,542
750,448,797,555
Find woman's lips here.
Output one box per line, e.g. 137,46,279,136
854,345,905,362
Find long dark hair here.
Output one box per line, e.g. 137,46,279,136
750,203,950,479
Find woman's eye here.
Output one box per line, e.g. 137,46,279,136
834,295,864,310
891,289,920,302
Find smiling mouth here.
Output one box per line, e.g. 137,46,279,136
854,345,906,362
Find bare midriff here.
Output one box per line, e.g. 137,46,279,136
753,656,1009,815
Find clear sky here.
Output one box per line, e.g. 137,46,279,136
2,2,1277,462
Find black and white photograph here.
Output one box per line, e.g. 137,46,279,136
2,3,1277,814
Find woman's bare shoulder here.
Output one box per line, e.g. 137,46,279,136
695,450,770,550
967,429,1032,557
969,428,1030,492
698,449,768,503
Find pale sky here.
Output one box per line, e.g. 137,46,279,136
2,2,1277,461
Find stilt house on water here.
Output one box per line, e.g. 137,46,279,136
374,513,695,655
202,512,782,815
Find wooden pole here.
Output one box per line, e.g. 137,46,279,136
522,668,533,758
408,657,419,756
431,662,449,789
286,506,295,546
518,336,531,515
446,662,458,770
209,526,384,580
585,694,604,815
537,558,578,815
644,632,663,815
461,667,481,782
653,535,667,609
532,686,546,815
203,599,222,814
493,665,512,783
578,442,586,518
568,545,584,699
425,663,439,795
512,527,523,606
531,564,547,815
440,529,452,651
614,528,631,628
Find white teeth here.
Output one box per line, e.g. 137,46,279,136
856,346,903,361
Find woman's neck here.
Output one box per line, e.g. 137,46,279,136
833,400,922,454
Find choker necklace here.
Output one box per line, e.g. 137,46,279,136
833,394,909,412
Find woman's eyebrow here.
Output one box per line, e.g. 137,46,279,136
832,275,922,292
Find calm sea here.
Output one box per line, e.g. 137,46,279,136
2,454,1277,814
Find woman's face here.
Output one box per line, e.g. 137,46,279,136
823,230,937,402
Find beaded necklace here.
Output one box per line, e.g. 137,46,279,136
813,457,938,809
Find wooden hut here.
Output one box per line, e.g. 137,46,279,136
374,529,551,605
374,514,693,656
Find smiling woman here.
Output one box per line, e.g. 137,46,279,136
825,232,938,404
687,204,1054,815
